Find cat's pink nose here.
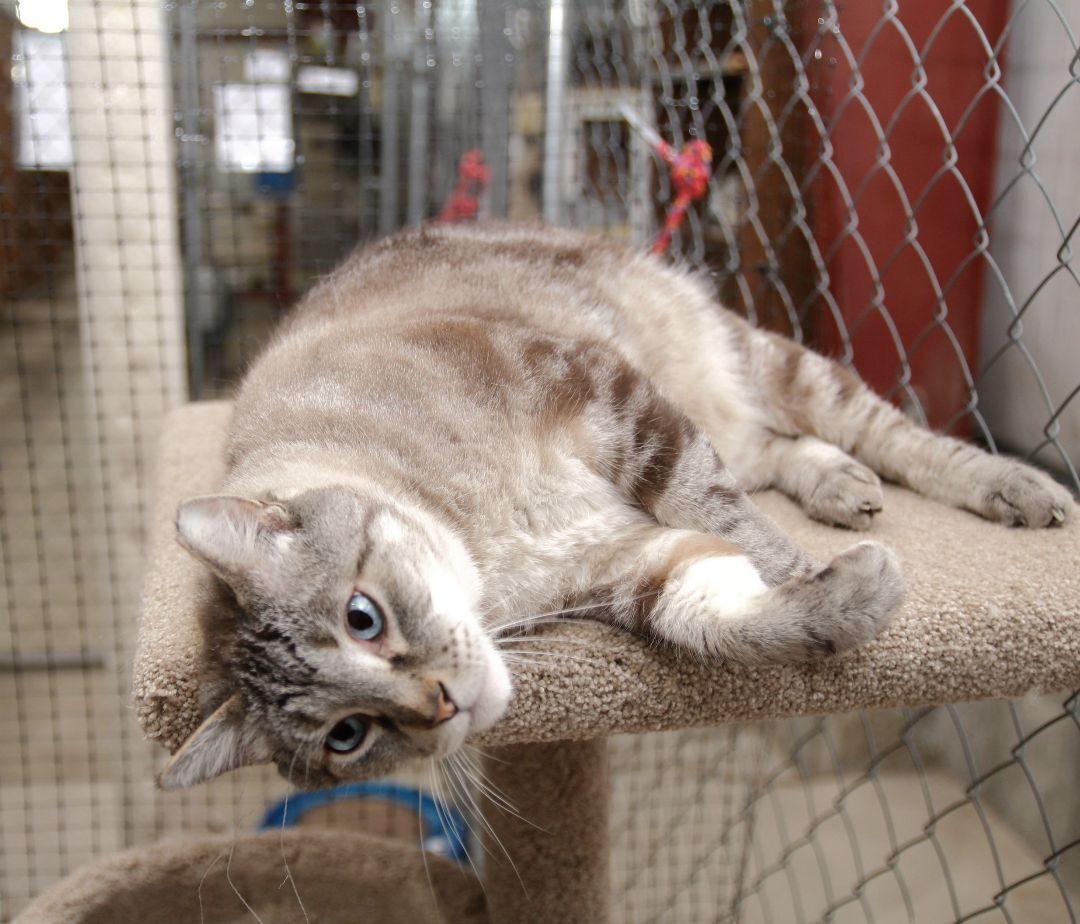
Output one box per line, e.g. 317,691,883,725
434,682,458,725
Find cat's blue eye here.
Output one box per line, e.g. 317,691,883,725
346,591,384,641
325,715,369,754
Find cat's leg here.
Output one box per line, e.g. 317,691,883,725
589,525,903,663
739,323,1074,528
589,352,902,584
601,390,820,586
752,433,884,530
529,334,882,584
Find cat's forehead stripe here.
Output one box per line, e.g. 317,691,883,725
345,501,380,576
373,511,404,543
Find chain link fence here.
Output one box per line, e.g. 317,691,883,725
1,0,1078,919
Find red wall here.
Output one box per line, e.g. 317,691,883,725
804,2,1008,431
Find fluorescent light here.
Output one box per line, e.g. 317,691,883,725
15,0,69,34
13,31,72,169
245,49,291,84
296,66,359,97
214,84,295,173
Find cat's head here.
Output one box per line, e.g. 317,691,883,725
159,485,511,790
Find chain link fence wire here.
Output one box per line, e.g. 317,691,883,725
1,0,1078,920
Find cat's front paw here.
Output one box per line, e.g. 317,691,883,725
805,461,884,531
976,460,1074,528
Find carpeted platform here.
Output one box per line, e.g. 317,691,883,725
135,401,1080,753
130,401,1080,924
16,829,487,923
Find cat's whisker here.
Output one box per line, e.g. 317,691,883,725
426,763,456,853
492,591,662,636
456,750,547,835
225,842,267,924
426,762,454,848
495,634,599,646
453,751,520,816
463,742,510,766
442,755,519,880
487,615,574,637
448,751,522,825
491,608,605,635
197,848,229,924
444,755,528,896
493,639,613,660
440,757,497,863
429,760,485,892
498,650,606,669
438,764,490,902
277,749,310,924
416,779,436,907
440,776,501,895
498,645,601,658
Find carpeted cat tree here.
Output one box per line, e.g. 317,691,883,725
25,401,1080,923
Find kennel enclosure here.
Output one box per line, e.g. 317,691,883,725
3,0,1080,921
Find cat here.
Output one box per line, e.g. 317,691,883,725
160,223,1074,790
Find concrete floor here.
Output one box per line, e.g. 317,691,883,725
736,770,1073,924
609,728,1078,923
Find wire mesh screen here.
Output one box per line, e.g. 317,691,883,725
1,0,1079,920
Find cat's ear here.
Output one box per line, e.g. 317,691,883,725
158,694,271,789
176,494,295,587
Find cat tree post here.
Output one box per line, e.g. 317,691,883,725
482,738,609,924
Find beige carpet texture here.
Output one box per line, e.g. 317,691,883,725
134,402,1080,755
16,829,487,924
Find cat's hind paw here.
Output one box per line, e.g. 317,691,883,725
794,541,905,655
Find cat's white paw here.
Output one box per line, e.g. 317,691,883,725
976,459,1074,528
673,553,768,620
805,461,884,531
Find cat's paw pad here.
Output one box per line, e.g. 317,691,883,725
805,462,884,531
802,541,905,654
979,462,1074,528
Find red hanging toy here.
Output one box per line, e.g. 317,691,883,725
649,138,713,254
620,105,713,254
437,148,491,224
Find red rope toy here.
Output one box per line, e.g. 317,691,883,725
437,123,710,253
619,105,713,254
437,148,491,224
650,138,713,254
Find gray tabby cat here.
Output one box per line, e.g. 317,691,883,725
161,223,1073,790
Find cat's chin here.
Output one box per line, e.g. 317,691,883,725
463,649,513,737
432,657,510,760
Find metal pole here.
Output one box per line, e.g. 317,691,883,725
629,0,653,247
407,0,433,226
356,3,377,237
542,0,568,224
380,2,402,235
479,0,510,217
178,0,204,397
